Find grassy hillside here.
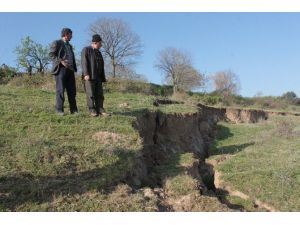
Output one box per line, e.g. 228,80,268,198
6,73,300,112
2,75,300,211
210,115,300,211
0,81,198,211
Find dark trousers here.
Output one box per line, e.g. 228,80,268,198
55,67,78,113
84,80,104,113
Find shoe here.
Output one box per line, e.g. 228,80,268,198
90,112,98,117
71,111,79,115
99,108,111,116
100,112,111,116
56,111,64,116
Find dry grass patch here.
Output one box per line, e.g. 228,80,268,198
92,131,126,144
275,119,299,139
92,131,141,149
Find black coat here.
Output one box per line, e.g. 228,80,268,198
81,46,106,82
49,39,77,75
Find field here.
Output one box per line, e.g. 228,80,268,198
210,116,300,211
0,83,200,211
1,76,300,211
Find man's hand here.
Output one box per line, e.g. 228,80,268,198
61,60,69,68
84,75,90,81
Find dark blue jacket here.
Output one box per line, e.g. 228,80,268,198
49,39,77,75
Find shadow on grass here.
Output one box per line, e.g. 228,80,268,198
215,189,246,211
210,142,255,156
215,124,234,140
0,149,136,211
142,148,247,212
0,92,19,98
209,124,254,156
206,124,255,211
0,108,165,211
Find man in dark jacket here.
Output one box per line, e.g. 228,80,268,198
49,28,78,116
81,34,109,117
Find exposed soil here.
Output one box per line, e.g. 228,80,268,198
207,157,278,212
130,108,231,211
153,99,184,106
129,103,285,211
197,103,268,123
267,111,300,117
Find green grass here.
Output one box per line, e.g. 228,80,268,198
221,195,268,212
153,152,197,184
13,184,159,212
211,115,300,211
154,152,198,196
5,77,300,211
0,84,198,211
152,152,230,211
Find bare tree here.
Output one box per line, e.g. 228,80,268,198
103,59,146,81
114,65,147,82
15,36,50,74
89,18,143,78
155,47,204,94
211,70,240,95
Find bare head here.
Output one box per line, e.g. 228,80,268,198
91,34,102,50
61,28,73,41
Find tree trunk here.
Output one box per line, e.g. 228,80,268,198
173,85,178,95
172,74,178,94
112,58,116,78
38,60,44,74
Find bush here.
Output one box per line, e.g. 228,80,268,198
171,91,190,102
275,119,297,139
252,96,289,110
195,92,222,105
8,73,56,91
104,78,150,94
231,95,254,107
6,75,174,97
188,92,222,106
190,92,256,107
104,78,173,96
8,73,86,93
9,73,48,87
0,65,17,84
202,95,222,105
281,91,297,101
294,98,300,105
150,84,173,96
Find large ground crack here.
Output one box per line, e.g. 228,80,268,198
131,109,232,211
207,156,278,212
130,104,279,211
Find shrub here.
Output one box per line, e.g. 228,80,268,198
202,95,222,105
252,96,288,110
150,84,173,96
104,78,151,94
231,95,254,107
281,91,297,102
0,64,17,84
104,78,173,96
275,119,296,139
188,92,222,106
8,73,57,91
7,73,85,93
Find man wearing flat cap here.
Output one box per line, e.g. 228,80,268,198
49,28,78,116
81,34,109,117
